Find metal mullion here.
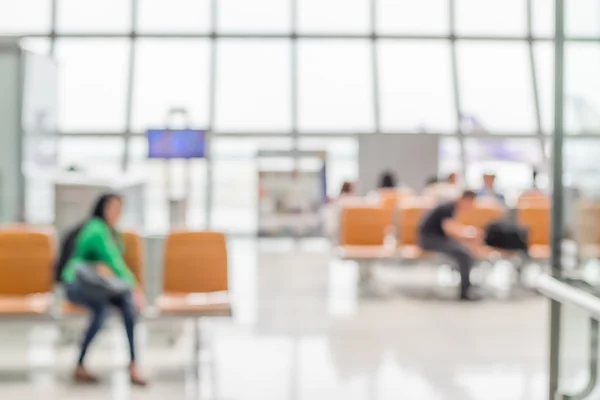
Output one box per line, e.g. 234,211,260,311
527,0,547,166
206,0,219,229
49,0,58,55
449,0,467,180
61,131,584,138
122,0,138,172
31,31,600,41
291,0,299,148
549,0,566,398
370,0,381,134
20,32,570,41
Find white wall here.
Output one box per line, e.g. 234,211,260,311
358,134,439,194
0,50,21,222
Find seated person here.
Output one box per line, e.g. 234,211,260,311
423,173,462,203
378,171,397,190
476,173,505,204
418,190,482,301
339,181,356,198
56,193,146,385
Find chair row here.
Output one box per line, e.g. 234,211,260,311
337,199,551,263
0,229,232,319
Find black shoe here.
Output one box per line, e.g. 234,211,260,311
459,291,483,301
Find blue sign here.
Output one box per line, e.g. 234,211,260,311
147,129,206,159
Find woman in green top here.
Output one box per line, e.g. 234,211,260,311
57,193,147,386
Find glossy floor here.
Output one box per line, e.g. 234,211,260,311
0,239,549,400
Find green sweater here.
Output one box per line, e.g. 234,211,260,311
61,218,136,286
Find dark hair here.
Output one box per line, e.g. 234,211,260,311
53,193,122,282
461,190,477,199
91,193,122,224
379,171,396,189
340,181,354,195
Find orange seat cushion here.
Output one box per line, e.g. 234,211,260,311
338,245,396,260
0,294,52,316
399,245,428,260
529,244,551,260
156,293,232,317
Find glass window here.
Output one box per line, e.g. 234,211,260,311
297,138,358,158
218,0,290,32
298,0,369,33
212,159,256,233
378,0,448,34
439,137,462,176
378,40,455,133
533,0,554,37
566,0,600,37
465,138,542,196
211,137,294,158
57,0,131,33
0,0,51,34
456,0,526,36
59,137,124,174
210,137,294,233
322,159,359,198
55,40,130,132
457,42,536,134
129,136,207,233
298,40,374,132
534,43,554,134
215,40,291,133
132,40,210,132
564,140,600,196
564,44,600,134
138,0,211,33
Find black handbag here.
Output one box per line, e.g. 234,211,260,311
484,219,529,252
75,263,129,301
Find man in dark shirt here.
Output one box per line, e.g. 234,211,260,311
419,190,482,300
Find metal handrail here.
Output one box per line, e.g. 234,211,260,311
537,275,600,400
537,275,600,320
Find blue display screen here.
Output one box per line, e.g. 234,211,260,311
147,129,206,159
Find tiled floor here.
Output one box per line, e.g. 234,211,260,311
0,239,551,400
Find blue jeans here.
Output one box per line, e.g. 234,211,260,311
64,283,137,365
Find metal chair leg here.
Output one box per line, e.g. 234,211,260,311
193,318,201,378
358,260,372,286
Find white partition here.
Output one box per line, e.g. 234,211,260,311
54,173,146,237
0,39,58,224
358,134,440,194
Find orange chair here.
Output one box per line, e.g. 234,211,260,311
122,231,145,285
153,231,232,368
456,202,505,230
156,231,231,316
397,203,431,260
381,194,399,230
337,206,394,260
379,189,414,229
517,203,551,260
0,231,55,318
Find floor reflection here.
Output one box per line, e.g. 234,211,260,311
0,239,548,400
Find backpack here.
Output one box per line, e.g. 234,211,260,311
484,218,529,253
53,224,84,283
